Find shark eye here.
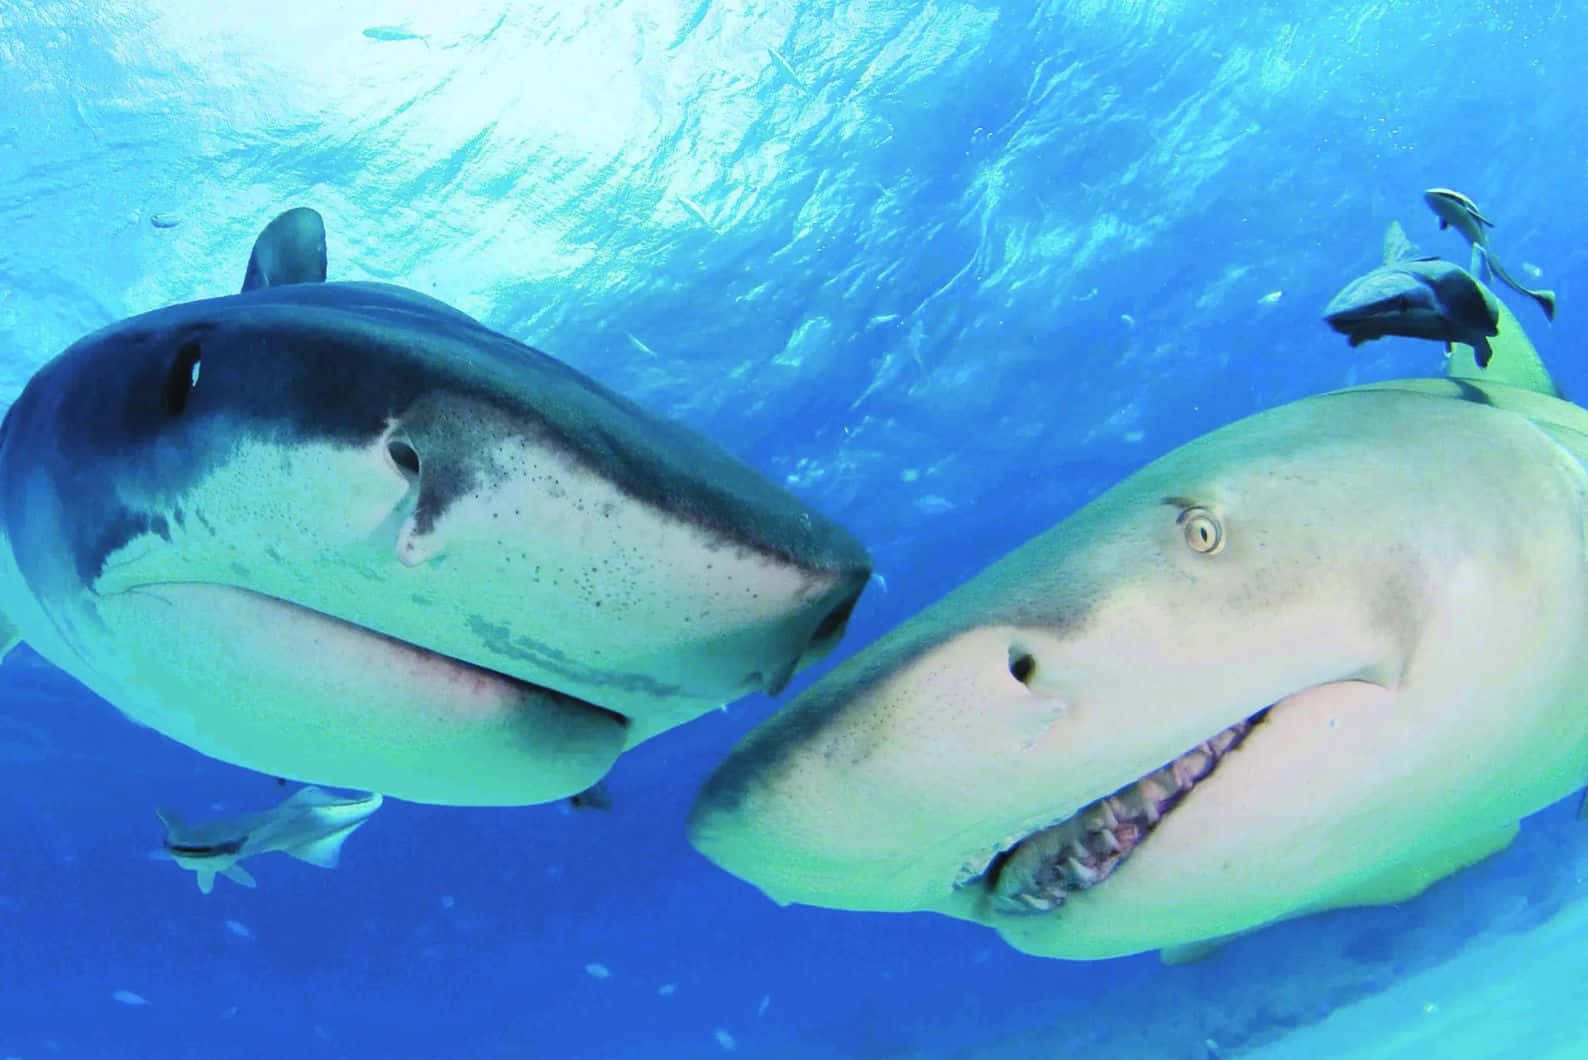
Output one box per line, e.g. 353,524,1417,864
1180,507,1224,555
163,342,202,416
1008,647,1037,686
387,439,421,478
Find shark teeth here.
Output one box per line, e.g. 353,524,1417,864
979,708,1268,916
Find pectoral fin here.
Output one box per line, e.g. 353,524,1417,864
222,864,257,888
284,830,355,869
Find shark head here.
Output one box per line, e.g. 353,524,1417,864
690,381,1588,958
0,211,870,805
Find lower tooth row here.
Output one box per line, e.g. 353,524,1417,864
989,718,1256,912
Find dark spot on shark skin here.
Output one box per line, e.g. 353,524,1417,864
465,614,683,698
410,593,433,607
229,563,251,580
265,547,283,563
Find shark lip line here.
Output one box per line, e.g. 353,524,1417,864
129,582,606,715
973,705,1272,915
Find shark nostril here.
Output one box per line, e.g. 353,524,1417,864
1009,648,1036,686
387,439,420,478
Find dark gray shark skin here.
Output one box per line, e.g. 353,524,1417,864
241,206,327,291
0,209,870,805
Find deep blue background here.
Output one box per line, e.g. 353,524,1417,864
2,1,1586,1057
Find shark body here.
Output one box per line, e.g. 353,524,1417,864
0,210,869,805
691,270,1588,960
158,785,382,893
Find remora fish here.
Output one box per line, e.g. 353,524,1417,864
1423,187,1556,322
0,208,870,805
159,786,382,893
691,274,1588,962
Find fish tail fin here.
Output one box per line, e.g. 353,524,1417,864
1534,288,1557,322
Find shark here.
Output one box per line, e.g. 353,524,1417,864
158,785,383,894
0,209,870,805
1423,187,1556,322
1323,221,1500,365
690,261,1588,961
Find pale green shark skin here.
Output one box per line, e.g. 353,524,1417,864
690,377,1588,959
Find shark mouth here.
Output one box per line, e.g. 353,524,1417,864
136,582,622,723
978,707,1270,914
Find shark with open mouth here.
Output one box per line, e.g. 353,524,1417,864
690,262,1588,960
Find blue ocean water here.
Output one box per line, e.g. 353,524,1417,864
2,1,1587,1057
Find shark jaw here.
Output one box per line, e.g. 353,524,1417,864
88,580,631,806
970,707,1270,915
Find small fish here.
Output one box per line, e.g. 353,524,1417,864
677,195,719,232
112,990,149,1006
585,962,612,979
362,25,427,43
767,46,809,94
157,786,382,894
149,213,181,230
1423,188,1555,321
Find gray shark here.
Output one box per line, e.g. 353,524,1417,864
0,208,869,805
1424,187,1556,322
158,785,382,894
691,290,1588,961
1323,221,1499,364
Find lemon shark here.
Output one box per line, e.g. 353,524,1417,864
158,785,382,894
690,260,1588,960
0,209,869,806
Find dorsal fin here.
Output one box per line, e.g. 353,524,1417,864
241,207,328,292
1381,220,1423,265
1446,280,1560,397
